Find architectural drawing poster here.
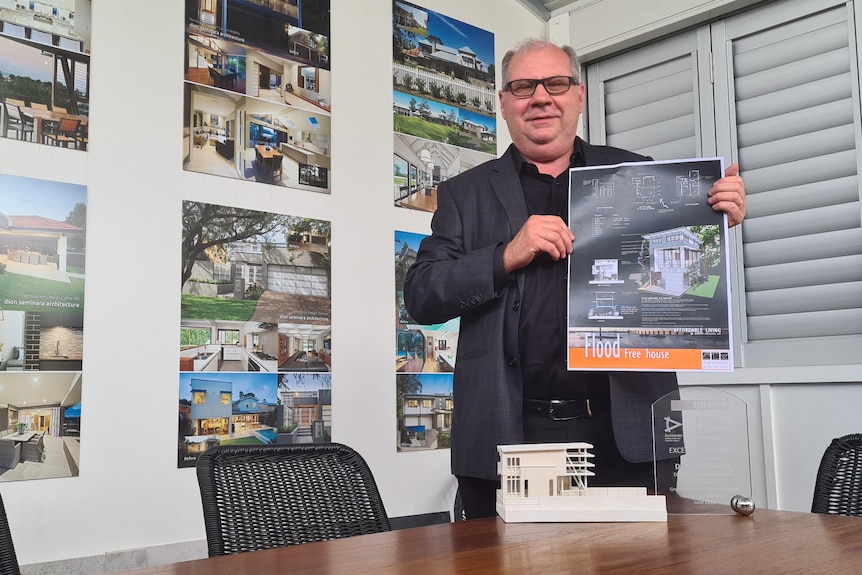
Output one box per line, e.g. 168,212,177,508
392,1,496,213
567,158,733,372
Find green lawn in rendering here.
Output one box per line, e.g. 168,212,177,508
685,275,720,298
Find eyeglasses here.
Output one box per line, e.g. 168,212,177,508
503,76,579,98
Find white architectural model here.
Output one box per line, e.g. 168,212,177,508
496,443,667,522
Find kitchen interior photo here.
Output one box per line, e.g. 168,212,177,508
0,311,84,372
183,83,331,192
180,319,331,373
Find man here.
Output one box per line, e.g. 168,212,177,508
403,39,746,519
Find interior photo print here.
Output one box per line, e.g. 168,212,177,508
0,0,91,150
183,0,331,191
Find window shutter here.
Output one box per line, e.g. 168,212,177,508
585,29,715,159
584,0,862,368
713,0,862,366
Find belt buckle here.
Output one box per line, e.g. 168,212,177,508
548,399,574,421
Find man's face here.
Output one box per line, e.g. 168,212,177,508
499,46,584,163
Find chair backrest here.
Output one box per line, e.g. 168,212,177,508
57,117,80,134
4,98,25,108
5,103,21,122
196,443,391,556
30,103,48,110
811,433,862,516
53,106,68,114
0,492,21,575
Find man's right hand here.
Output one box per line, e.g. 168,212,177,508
503,215,575,274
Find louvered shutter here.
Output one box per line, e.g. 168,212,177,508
714,0,862,366
584,0,862,368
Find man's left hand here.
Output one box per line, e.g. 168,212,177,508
708,163,746,227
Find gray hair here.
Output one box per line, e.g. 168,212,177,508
501,39,581,85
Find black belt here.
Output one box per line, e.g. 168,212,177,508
523,398,592,420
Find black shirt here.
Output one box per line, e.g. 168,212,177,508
508,141,610,403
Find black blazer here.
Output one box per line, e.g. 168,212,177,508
405,139,678,481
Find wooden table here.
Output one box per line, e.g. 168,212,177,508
254,145,283,182
111,510,862,574
254,144,281,159
21,106,88,142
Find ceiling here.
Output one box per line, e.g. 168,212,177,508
515,0,579,20
0,372,82,410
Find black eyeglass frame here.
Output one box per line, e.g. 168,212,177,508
503,75,580,98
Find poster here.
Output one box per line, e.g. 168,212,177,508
178,201,331,468
0,173,85,482
183,0,332,192
566,158,733,372
0,1,91,149
392,1,495,212
394,230,455,450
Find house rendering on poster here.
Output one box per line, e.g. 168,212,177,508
496,443,666,523
642,227,705,297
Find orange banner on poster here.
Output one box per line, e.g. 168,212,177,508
568,347,705,370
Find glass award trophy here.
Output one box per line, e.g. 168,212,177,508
652,387,751,514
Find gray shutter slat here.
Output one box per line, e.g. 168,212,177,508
743,175,858,221
739,125,855,170
743,253,862,291
737,150,857,198
735,74,852,125
607,116,697,154
605,91,694,135
736,99,854,149
743,229,862,268
746,281,862,315
747,308,862,340
742,201,861,243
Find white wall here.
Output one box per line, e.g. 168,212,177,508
0,0,543,567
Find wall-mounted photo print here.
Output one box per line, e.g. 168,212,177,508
1,172,86,483
396,373,452,451
180,201,332,374
183,0,331,192
392,1,495,213
0,173,86,372
0,2,91,150
178,371,280,468
395,231,458,452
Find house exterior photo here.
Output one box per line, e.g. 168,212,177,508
189,378,232,436
401,392,452,447
0,213,84,274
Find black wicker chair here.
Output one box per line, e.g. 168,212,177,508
0,491,21,575
811,433,862,516
196,443,391,556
